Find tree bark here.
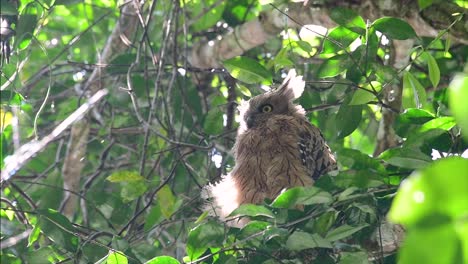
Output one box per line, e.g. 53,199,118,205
60,1,140,217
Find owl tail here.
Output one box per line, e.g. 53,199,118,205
202,173,247,227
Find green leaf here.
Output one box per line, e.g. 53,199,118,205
349,82,381,105
418,116,456,133
223,57,272,84
317,54,352,78
398,223,463,264
106,251,128,264
325,224,368,242
423,52,440,88
286,231,332,250
404,117,456,147
402,71,427,109
339,251,370,264
329,8,366,34
417,0,434,10
372,17,417,40
186,221,224,261
237,221,270,247
54,0,82,5
322,26,360,54
398,108,435,125
145,256,180,264
335,103,362,139
144,204,164,232
0,91,24,106
157,185,177,219
190,0,226,32
107,171,148,202
448,73,468,141
229,204,275,218
203,108,224,135
15,4,39,49
271,186,333,208
335,170,385,188
37,209,78,253
379,147,432,169
27,224,41,247
107,170,145,182
337,148,386,173
389,157,468,226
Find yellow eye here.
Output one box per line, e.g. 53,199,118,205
261,104,273,113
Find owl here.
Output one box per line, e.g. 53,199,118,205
206,70,336,225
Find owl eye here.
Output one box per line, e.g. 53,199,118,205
260,104,273,113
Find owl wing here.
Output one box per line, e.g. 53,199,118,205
298,122,337,180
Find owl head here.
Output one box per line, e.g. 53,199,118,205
238,69,306,131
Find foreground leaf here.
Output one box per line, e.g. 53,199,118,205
449,73,468,141
389,157,468,226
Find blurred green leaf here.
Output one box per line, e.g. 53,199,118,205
0,91,24,106
144,203,164,232
145,256,180,264
0,0,17,15
286,231,332,250
107,171,148,202
423,52,440,88
203,108,224,135
372,17,417,40
107,170,145,182
157,185,178,219
271,186,332,208
27,224,41,247
229,204,275,218
189,0,226,32
106,251,128,264
389,157,468,226
398,221,463,264
37,209,78,253
418,0,434,9
322,26,360,54
335,170,385,188
339,251,370,264
223,56,272,84
54,0,82,5
317,54,352,78
403,71,427,109
325,224,368,242
186,221,224,261
329,8,366,34
15,5,38,49
448,73,468,141
335,103,362,139
349,82,381,105
379,147,432,169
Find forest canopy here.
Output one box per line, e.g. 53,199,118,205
1,0,467,263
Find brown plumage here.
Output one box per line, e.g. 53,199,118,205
206,70,336,224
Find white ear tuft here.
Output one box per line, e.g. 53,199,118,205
278,69,305,100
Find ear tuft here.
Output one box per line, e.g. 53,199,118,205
277,69,305,100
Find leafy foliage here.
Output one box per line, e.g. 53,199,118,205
1,0,467,264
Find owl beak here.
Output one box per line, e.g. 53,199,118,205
246,115,254,129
